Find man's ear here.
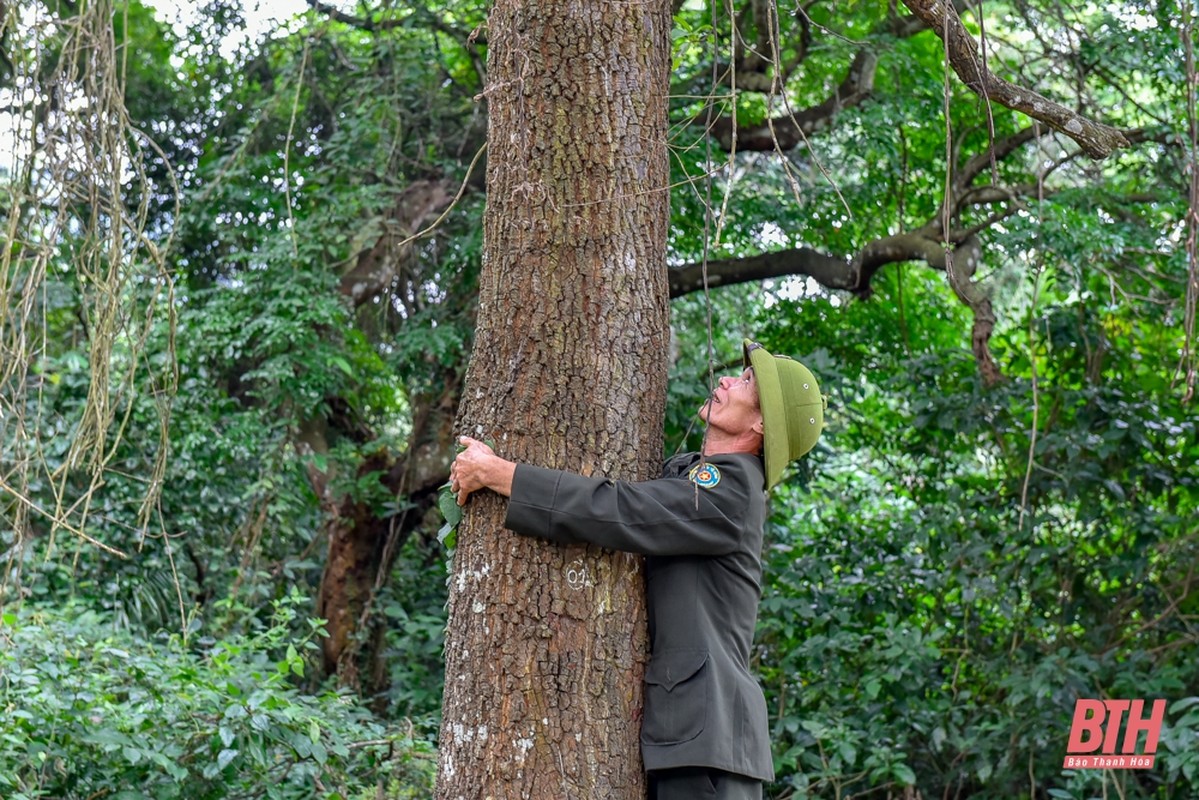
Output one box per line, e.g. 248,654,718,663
752,416,764,436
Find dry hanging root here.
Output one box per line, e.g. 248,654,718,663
0,1,178,579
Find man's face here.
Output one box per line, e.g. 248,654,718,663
699,367,763,436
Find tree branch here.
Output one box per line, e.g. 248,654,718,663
898,0,1129,159
668,226,963,299
306,0,485,47
711,50,879,151
305,0,404,31
943,235,1002,386
957,126,1041,188
705,0,971,152
338,179,454,307
669,247,856,298
669,229,1001,381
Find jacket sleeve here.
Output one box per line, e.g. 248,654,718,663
503,462,750,556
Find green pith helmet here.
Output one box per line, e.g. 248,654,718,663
743,339,824,489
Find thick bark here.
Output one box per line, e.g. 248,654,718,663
436,0,671,795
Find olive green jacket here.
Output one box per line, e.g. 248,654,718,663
504,451,774,781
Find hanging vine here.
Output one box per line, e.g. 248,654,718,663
1180,0,1198,404
0,2,178,592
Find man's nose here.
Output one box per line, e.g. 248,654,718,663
718,376,734,389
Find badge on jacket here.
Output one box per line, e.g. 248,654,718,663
689,463,721,488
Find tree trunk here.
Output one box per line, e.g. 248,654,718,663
315,370,462,689
435,0,671,794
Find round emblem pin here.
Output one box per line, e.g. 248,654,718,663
688,463,721,488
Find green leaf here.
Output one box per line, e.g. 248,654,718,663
217,748,238,770
437,522,456,549
800,719,826,737
439,485,462,530
892,763,916,785
1169,697,1199,714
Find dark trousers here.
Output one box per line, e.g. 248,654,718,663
648,767,762,800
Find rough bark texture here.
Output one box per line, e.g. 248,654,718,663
435,0,671,796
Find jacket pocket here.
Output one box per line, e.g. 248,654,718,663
640,649,710,745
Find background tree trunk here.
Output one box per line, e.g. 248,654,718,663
435,0,672,795
314,368,464,690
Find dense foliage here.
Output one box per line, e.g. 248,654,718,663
1,596,436,799
1,0,1196,797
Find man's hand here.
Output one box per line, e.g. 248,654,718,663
450,436,516,506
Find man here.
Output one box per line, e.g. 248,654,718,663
450,339,824,800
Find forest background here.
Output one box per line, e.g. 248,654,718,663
1,0,1198,798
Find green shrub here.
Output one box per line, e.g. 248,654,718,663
0,595,435,800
